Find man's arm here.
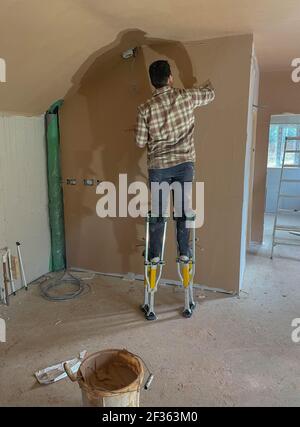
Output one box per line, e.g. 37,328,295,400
187,80,215,108
135,107,148,148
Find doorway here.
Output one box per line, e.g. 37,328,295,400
264,114,300,257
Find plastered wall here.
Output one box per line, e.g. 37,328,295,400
1,0,300,116
251,70,300,243
60,34,254,293
0,114,51,293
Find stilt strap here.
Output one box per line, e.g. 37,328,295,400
176,258,195,264
146,211,168,224
144,260,166,266
172,212,196,221
185,212,196,221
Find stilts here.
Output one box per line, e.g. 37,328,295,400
176,213,197,318
142,212,196,320
141,212,167,321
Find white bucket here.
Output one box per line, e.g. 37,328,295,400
65,349,144,407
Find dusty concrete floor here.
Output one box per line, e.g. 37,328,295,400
0,214,299,407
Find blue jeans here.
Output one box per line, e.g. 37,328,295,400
148,162,194,259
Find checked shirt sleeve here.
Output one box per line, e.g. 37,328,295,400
135,107,149,148
188,84,215,108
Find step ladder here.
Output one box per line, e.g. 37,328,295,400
271,136,300,259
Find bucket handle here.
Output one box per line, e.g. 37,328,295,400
128,351,154,391
64,362,77,382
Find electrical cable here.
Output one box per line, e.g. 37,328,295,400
39,270,90,301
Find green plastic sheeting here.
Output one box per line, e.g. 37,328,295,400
46,100,66,272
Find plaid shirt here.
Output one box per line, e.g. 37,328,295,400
135,85,215,169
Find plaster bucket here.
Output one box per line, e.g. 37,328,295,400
64,349,144,407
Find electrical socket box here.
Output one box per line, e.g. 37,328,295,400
122,48,137,59
66,179,77,185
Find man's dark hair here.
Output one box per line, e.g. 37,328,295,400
149,60,171,89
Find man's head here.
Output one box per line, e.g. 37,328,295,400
149,60,173,89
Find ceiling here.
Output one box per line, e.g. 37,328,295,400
1,0,300,114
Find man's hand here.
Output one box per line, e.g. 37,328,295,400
200,79,213,89
189,79,215,107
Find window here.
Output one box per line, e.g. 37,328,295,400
267,124,300,167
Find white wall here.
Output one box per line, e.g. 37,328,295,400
0,114,51,293
240,51,260,287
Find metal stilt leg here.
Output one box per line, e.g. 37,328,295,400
141,217,151,314
142,213,167,321
189,224,196,311
176,213,196,318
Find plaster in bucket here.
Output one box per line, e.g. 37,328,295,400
65,349,147,407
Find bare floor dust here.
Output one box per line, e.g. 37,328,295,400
0,215,299,407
